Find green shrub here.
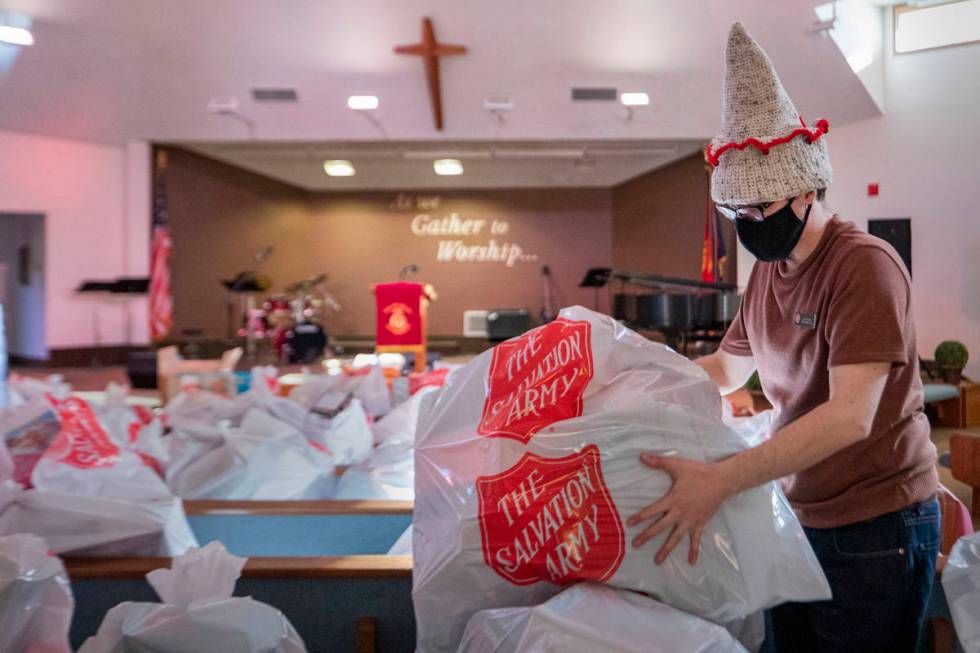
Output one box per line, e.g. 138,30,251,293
745,370,762,392
935,340,969,369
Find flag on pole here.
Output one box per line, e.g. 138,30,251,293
149,150,173,341
715,204,727,279
700,148,729,284
701,196,728,283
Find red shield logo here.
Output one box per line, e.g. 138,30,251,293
45,397,120,469
478,318,593,443
477,445,625,586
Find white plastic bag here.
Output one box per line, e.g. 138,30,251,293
459,583,747,653
7,375,71,406
322,399,373,465
93,383,168,475
333,387,439,500
165,409,335,500
30,397,172,502
388,525,413,556
942,531,980,653
164,389,256,429
0,533,74,653
0,436,11,482
413,306,829,652
0,401,61,487
290,366,392,418
371,385,438,447
0,481,197,556
333,435,415,500
79,541,307,653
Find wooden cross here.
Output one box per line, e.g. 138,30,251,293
394,17,467,131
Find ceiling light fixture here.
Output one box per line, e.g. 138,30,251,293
620,92,650,122
620,92,650,107
433,159,464,176
0,25,33,46
323,160,356,176
347,95,379,110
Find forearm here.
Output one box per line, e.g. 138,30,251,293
716,400,868,494
695,352,743,395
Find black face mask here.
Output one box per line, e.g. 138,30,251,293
735,200,812,262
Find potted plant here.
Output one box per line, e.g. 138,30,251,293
935,340,969,384
745,370,772,413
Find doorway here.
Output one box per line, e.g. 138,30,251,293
0,213,46,362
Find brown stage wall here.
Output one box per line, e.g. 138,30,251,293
164,148,723,338
612,152,736,282
164,148,612,337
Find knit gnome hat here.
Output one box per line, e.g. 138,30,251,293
708,22,832,206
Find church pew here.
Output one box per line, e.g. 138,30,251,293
182,499,413,557
65,555,415,653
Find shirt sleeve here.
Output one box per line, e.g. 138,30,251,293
720,263,756,357
825,246,910,368
720,303,753,356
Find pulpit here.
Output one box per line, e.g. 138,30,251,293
372,282,436,373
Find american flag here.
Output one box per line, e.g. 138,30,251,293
149,150,173,341
701,195,727,283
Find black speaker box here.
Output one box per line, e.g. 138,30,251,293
127,351,158,389
487,309,532,341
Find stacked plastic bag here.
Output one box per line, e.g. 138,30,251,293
942,531,980,653
165,409,337,500
79,541,307,653
333,386,438,501
0,533,74,653
0,379,197,556
162,366,379,498
459,583,748,653
289,365,392,418
0,436,11,483
0,393,61,487
1,481,195,556
32,395,172,501
413,306,830,652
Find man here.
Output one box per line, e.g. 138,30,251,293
628,23,940,652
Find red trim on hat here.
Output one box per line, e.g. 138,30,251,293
706,117,829,167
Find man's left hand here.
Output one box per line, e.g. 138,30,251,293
627,454,732,565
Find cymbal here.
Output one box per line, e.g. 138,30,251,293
285,273,328,293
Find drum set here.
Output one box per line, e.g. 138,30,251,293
224,272,342,363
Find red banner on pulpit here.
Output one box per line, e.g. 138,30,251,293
375,282,427,347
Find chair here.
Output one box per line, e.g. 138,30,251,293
927,486,974,652
950,432,980,516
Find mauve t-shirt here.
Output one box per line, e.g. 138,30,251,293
721,216,937,529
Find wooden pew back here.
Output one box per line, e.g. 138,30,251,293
183,500,413,557
950,433,980,517
66,501,416,652
66,555,414,653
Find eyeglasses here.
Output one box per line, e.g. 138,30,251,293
715,201,780,222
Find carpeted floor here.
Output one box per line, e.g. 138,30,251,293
10,364,979,526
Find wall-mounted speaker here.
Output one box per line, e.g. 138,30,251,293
868,218,912,278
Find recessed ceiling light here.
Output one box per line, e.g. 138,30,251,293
620,92,650,107
0,25,33,46
433,159,464,176
347,95,379,110
323,160,355,176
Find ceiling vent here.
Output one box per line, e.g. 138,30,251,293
571,87,617,101
251,88,298,102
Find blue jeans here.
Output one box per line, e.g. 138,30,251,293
766,499,940,653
